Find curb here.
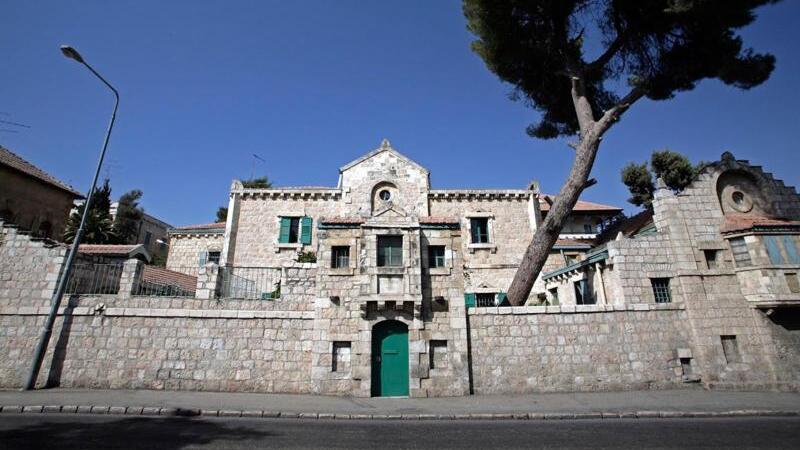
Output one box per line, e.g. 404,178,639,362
1,404,799,420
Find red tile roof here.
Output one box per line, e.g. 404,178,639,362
720,214,800,234
140,266,197,292
0,145,83,197
539,195,622,213
78,244,141,256
419,216,459,224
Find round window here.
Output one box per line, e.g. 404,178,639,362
379,190,391,201
732,191,745,205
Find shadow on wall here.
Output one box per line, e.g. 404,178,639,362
45,296,80,388
0,417,275,450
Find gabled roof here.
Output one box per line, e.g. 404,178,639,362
339,139,429,174
140,265,197,292
539,195,622,213
78,244,150,262
0,145,83,197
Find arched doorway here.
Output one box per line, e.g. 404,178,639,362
371,320,409,397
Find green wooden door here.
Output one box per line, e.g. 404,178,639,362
371,321,409,397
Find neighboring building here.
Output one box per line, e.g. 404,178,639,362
0,145,83,239
166,222,226,275
109,202,172,261
543,152,800,387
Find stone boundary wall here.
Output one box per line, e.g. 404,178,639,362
467,304,694,394
0,295,315,392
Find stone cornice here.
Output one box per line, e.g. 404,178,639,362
236,188,342,200
428,190,532,200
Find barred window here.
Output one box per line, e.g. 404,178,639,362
729,237,752,267
476,293,495,307
331,246,350,269
651,278,672,303
207,251,221,265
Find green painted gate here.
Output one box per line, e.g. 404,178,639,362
371,320,409,397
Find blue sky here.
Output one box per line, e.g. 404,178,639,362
2,1,799,226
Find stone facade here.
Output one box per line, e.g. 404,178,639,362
0,147,83,240
2,145,799,397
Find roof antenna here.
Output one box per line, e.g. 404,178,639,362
251,153,265,179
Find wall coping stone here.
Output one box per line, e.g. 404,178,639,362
0,306,314,320
469,302,685,316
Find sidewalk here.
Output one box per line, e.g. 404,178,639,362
2,386,799,420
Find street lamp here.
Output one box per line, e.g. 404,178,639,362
23,46,120,390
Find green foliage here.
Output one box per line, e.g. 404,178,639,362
241,176,273,189
112,189,144,244
216,206,228,223
621,150,707,207
63,179,115,244
621,162,654,207
296,251,317,263
463,0,778,139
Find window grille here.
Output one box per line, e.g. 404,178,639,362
331,246,350,269
651,278,672,303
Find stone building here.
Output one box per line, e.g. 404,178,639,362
109,202,172,262
0,145,83,239
543,152,800,387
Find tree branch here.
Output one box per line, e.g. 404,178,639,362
596,85,647,134
587,35,623,73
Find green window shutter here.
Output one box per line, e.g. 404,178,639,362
278,217,291,243
764,236,785,264
782,236,800,264
300,216,313,244
496,292,508,306
464,293,476,308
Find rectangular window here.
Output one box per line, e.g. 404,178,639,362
332,341,351,373
782,236,800,264
704,250,719,269
207,251,221,265
429,340,448,370
548,287,559,305
730,237,752,267
331,246,350,269
476,293,496,307
721,335,741,364
428,245,446,268
377,236,403,267
279,217,301,243
574,279,593,305
786,273,800,294
144,231,152,246
651,278,672,303
764,235,785,265
583,223,594,233
470,218,489,244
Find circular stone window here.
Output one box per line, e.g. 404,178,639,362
728,190,753,213
379,189,392,201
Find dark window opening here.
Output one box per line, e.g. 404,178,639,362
332,341,351,372
429,340,447,370
476,293,496,307
574,279,593,305
331,246,350,269
144,231,152,246
377,236,403,267
428,245,445,268
704,250,719,269
651,278,672,303
470,218,489,244
207,251,221,265
548,287,559,305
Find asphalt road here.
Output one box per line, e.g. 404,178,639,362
1,415,799,449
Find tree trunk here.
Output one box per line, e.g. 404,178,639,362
506,135,602,305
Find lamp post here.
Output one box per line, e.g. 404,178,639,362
23,46,119,390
